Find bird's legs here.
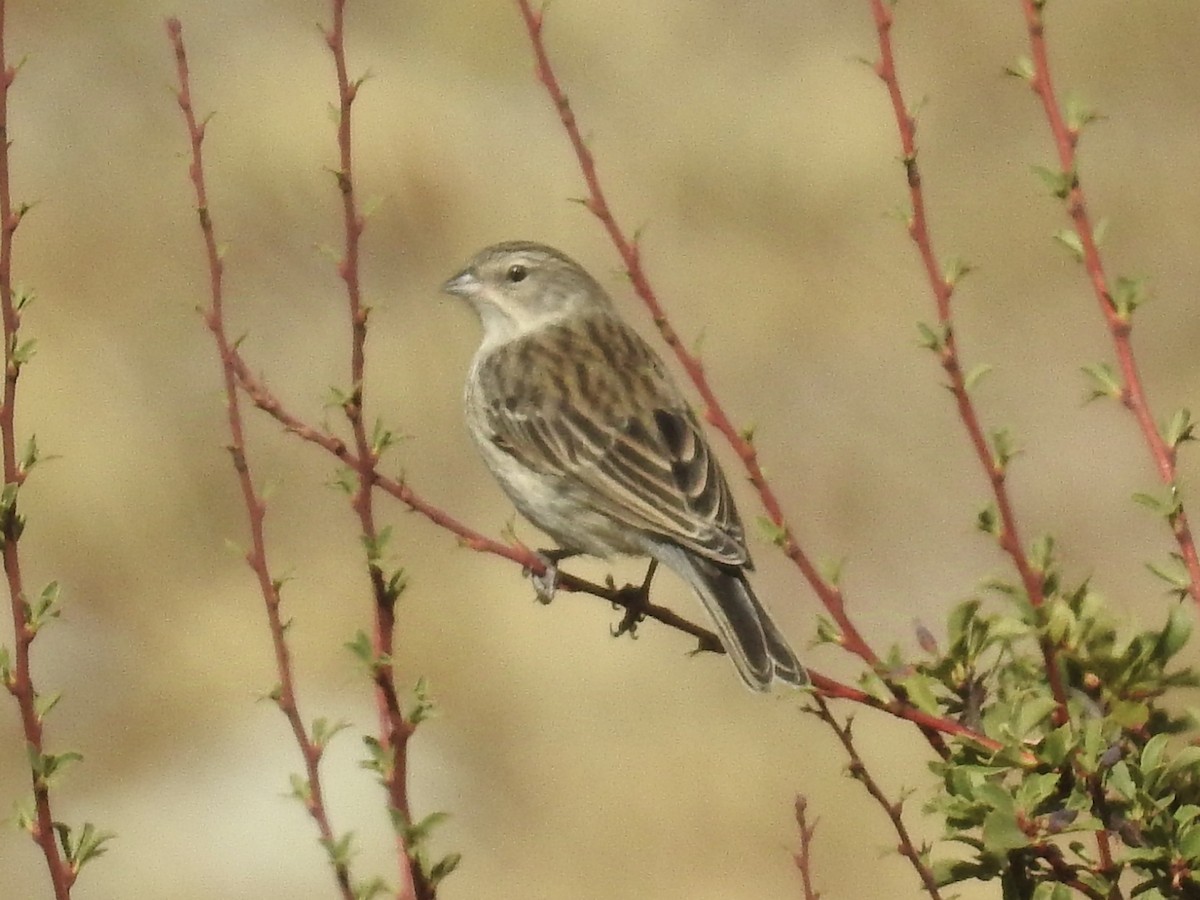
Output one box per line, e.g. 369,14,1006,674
612,559,659,638
529,547,581,603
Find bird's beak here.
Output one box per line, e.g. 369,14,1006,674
441,268,480,297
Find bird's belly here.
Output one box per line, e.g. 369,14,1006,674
470,428,644,559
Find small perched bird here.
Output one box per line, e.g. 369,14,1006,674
443,242,807,691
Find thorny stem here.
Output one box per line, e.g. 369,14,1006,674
868,0,1069,725
792,796,821,900
166,17,355,900
810,698,945,899
1017,0,1200,608
324,2,427,897
0,2,73,895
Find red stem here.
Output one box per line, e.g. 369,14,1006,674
0,1,73,894
324,3,424,897
165,18,355,900
868,0,1069,723
1018,0,1200,608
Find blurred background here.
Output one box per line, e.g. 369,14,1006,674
1,1,1198,897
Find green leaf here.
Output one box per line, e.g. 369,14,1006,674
289,773,312,804
428,851,462,886
1015,772,1061,812
1146,555,1191,593
1165,408,1196,448
320,831,357,869
1166,746,1200,780
1081,361,1121,401
1031,882,1073,900
11,337,37,366
352,877,390,900
1132,489,1180,519
1032,165,1075,200
755,516,788,548
964,364,993,392
67,822,115,869
344,630,375,666
408,677,437,726
30,748,84,787
813,614,844,647
817,556,846,587
1178,822,1200,862
1052,228,1084,260
1004,56,1035,81
1156,603,1192,660
35,691,62,722
916,321,946,352
1112,275,1148,318
329,466,356,495
312,717,352,750
360,525,393,564
944,257,974,287
1106,761,1136,801
981,807,1029,851
1013,696,1059,739
1064,94,1102,132
405,810,450,847
370,418,397,456
899,674,941,716
1141,733,1170,774
1029,535,1055,573
1109,700,1149,729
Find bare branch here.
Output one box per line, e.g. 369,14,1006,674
165,17,356,900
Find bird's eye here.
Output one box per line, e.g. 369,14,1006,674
505,264,528,284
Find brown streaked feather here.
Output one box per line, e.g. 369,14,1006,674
475,311,749,566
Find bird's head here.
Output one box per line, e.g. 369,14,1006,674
442,242,612,344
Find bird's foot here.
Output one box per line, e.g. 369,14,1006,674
526,548,578,604
610,560,658,638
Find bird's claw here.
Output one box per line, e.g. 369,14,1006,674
610,578,651,638
529,551,560,604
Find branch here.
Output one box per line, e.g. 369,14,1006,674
236,330,1024,757
1016,0,1200,608
165,17,355,900
322,3,426,897
792,796,821,900
867,0,1069,723
810,698,945,900
0,3,73,894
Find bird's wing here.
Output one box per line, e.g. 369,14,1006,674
476,314,749,566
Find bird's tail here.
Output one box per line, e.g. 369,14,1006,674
654,544,808,691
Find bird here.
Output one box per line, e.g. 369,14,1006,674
443,241,807,691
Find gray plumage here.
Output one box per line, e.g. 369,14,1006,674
444,241,807,690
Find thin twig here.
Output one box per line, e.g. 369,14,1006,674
165,18,355,900
1015,0,1172,876
792,796,821,900
0,2,73,894
810,698,944,899
322,3,426,897
1015,1,1200,608
867,0,1069,724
